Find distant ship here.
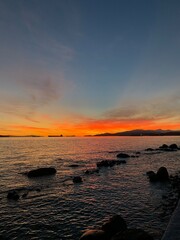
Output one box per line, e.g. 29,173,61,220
48,135,63,137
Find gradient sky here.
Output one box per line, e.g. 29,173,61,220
0,0,180,136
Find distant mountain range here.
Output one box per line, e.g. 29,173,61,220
95,129,180,136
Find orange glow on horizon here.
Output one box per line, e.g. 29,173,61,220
2,118,179,136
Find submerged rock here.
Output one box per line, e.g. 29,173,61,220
80,229,107,240
22,192,28,198
116,153,130,158
73,176,83,183
68,164,80,168
97,160,115,168
85,168,99,175
96,160,126,168
145,148,154,151
27,167,56,178
102,215,127,238
7,190,20,201
119,160,126,164
111,228,154,240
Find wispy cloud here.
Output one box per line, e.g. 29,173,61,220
0,74,62,124
103,92,180,122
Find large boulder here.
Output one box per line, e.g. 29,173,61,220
27,167,56,178
147,167,169,182
80,229,108,240
117,153,130,158
102,215,127,238
159,144,168,149
156,167,169,181
169,144,178,150
111,228,154,240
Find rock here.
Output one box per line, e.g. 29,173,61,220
159,144,168,149
145,148,154,151
117,153,130,158
136,152,141,154
148,171,158,182
85,168,99,174
162,148,176,152
80,229,108,240
102,215,127,238
147,167,169,182
169,144,178,150
119,160,126,164
111,228,154,240
97,160,115,168
146,171,155,176
73,176,83,183
7,190,20,201
157,167,169,181
96,160,126,168
68,164,79,168
27,167,56,178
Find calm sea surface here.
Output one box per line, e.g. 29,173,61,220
0,136,180,240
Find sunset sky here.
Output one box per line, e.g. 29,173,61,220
0,0,180,136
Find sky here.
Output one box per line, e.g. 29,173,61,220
0,0,180,136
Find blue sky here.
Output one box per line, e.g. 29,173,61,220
0,0,180,135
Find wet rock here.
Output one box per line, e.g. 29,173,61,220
146,171,155,176
159,144,168,149
27,167,56,178
111,228,154,240
7,190,20,201
73,176,83,183
119,160,126,164
169,143,178,150
148,171,158,182
145,148,154,151
147,167,169,182
157,167,169,181
117,153,130,158
80,229,108,240
96,160,126,168
85,168,99,174
97,160,115,168
102,215,127,238
68,164,79,168
162,148,176,152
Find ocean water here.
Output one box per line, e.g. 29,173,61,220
0,136,180,240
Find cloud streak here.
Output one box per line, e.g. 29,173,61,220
103,92,180,122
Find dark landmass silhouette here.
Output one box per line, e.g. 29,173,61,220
94,129,180,136
0,135,42,138
48,135,63,137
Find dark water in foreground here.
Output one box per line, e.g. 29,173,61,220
0,136,180,240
